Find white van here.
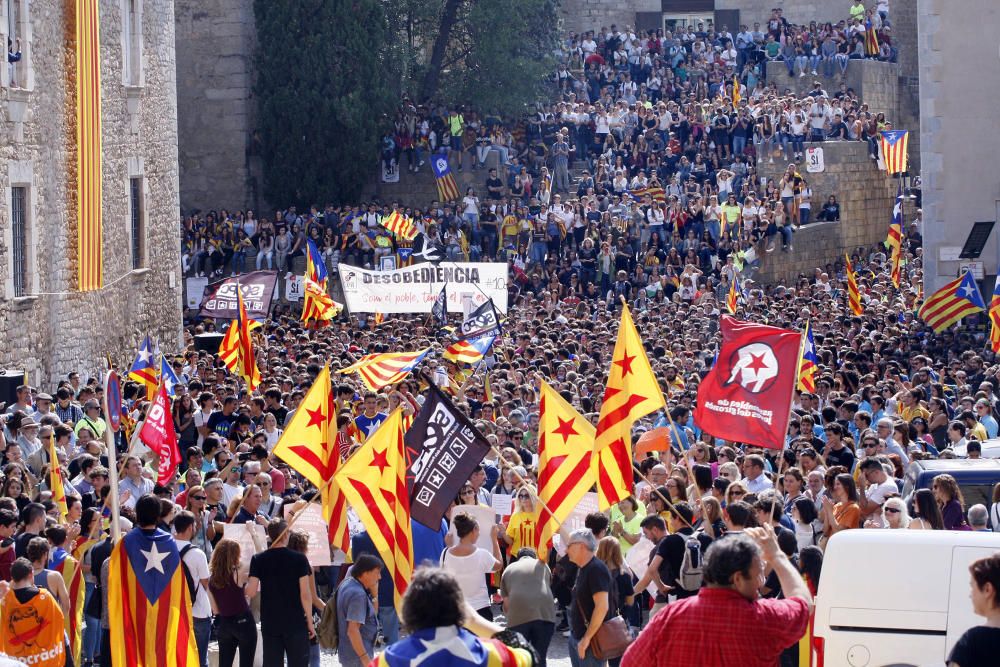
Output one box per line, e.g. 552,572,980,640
812,530,1000,667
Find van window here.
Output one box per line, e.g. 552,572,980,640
947,546,999,655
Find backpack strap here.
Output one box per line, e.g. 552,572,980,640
179,544,200,597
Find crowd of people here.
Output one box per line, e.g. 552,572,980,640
8,4,1000,667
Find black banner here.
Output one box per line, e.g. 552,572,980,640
198,271,278,320
432,285,448,326
460,299,501,340
405,381,491,529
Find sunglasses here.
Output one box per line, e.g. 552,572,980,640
884,507,900,514
517,494,530,500
192,495,207,501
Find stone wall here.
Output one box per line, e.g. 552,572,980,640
755,141,897,284
0,0,182,386
764,60,899,119
174,0,262,215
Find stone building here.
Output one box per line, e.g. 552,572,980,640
174,0,261,216
0,0,182,387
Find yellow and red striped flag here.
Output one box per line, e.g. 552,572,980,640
846,254,863,316
989,276,1000,353
381,211,418,241
431,154,461,202
272,366,350,552
864,17,880,56
48,434,68,520
336,348,431,392
879,130,909,175
218,288,261,390
443,335,495,365
592,305,666,509
76,0,103,291
301,277,342,328
108,527,199,667
918,270,986,333
885,185,903,288
726,275,741,314
50,547,85,665
797,321,818,393
731,75,741,106
334,408,413,612
536,381,595,554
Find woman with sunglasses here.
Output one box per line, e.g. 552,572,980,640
502,485,540,559
185,484,219,554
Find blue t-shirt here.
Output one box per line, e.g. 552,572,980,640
336,576,378,667
354,412,388,440
412,519,448,569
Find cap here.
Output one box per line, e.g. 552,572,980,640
566,529,597,551
35,393,52,401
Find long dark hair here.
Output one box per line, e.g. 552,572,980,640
913,489,945,530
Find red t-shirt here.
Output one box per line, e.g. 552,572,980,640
0,542,15,581
622,587,809,667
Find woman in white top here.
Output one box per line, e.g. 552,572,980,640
462,188,480,226
442,512,501,620
261,412,282,450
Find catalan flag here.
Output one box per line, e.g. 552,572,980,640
864,17,880,56
443,335,495,365
431,153,460,203
50,546,85,666
797,321,818,393
879,130,909,175
726,275,741,315
108,527,199,667
48,434,68,520
302,277,342,328
592,304,666,509
629,186,666,203
732,75,741,106
381,211,418,241
989,275,1000,353
374,312,385,327
218,287,261,391
846,254,863,315
76,0,103,291
918,270,986,333
336,348,432,392
535,381,595,554
716,77,728,103
272,366,350,552
886,184,903,288
538,172,552,205
128,335,158,401
334,408,413,612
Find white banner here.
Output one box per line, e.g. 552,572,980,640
284,273,304,302
339,263,508,314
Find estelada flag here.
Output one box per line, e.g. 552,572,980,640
107,526,199,667
50,547,85,666
693,315,801,450
272,365,350,552
139,383,181,486
334,408,413,612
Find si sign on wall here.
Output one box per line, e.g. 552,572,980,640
805,147,825,173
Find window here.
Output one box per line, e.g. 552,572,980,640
5,0,26,88
129,177,144,269
11,185,26,296
123,0,142,86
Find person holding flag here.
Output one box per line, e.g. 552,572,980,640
217,287,262,391
726,275,742,315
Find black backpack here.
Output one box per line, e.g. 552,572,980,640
179,544,200,600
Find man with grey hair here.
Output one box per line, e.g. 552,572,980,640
968,504,990,531
623,525,812,666
564,528,610,666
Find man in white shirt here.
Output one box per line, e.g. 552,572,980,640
174,511,213,667
808,97,832,142
193,392,215,450
857,458,898,528
743,454,774,494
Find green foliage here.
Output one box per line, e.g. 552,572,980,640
253,0,396,205
448,0,560,115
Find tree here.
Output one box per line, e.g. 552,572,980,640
254,0,397,206
416,0,559,115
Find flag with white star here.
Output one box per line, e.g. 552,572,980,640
373,625,533,667
128,335,159,400
160,356,180,397
107,527,199,666
918,269,986,333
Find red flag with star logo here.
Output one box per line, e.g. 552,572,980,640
592,304,666,509
536,381,595,552
694,315,802,450
271,365,350,553
334,408,413,612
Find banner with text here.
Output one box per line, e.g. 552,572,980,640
198,271,279,320
339,263,508,314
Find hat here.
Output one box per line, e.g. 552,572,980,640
35,393,52,402
566,529,597,551
19,416,38,428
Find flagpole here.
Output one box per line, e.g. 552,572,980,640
102,371,122,543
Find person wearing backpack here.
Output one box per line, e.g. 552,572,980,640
634,503,712,620
335,554,382,667
174,511,212,667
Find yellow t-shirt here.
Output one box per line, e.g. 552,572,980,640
609,506,647,554
506,510,539,555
